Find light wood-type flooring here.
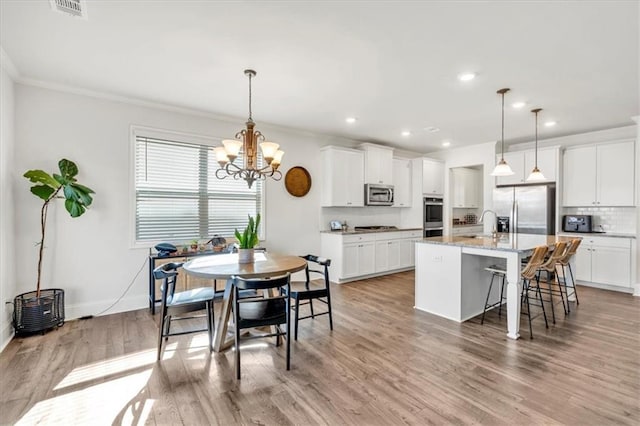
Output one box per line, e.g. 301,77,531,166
1,271,639,425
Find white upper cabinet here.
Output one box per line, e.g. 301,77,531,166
321,146,364,207
361,143,393,185
451,167,480,208
422,158,444,195
392,158,412,207
495,148,558,185
563,140,635,207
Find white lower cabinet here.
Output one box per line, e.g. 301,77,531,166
321,230,422,283
567,235,633,289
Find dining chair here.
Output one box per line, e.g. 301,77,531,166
232,273,291,380
285,255,333,340
153,262,219,361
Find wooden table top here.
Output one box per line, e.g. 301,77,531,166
182,252,307,279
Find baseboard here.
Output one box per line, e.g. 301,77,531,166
0,322,14,354
65,295,149,320
334,267,415,284
576,280,634,295
633,283,640,297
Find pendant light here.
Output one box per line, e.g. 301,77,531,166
490,88,515,176
526,108,546,182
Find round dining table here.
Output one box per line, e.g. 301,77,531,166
182,252,308,352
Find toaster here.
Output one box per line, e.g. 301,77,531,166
562,215,593,233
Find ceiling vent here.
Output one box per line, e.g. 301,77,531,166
49,0,88,19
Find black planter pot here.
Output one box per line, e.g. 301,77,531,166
13,289,65,335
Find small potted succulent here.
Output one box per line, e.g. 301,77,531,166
234,214,260,264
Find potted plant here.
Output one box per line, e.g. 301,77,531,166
234,214,260,264
15,159,95,335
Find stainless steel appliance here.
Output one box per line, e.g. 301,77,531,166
562,215,593,233
365,184,394,206
493,184,555,235
424,196,444,237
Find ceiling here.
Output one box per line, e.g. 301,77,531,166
1,1,638,153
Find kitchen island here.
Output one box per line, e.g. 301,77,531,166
415,233,576,340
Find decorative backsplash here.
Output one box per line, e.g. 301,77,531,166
562,207,636,234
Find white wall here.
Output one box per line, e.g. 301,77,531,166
13,84,355,319
427,142,497,235
0,54,17,350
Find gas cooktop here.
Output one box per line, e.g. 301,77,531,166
353,226,398,231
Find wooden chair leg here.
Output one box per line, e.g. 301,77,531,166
286,298,291,371
327,297,334,331
157,313,166,361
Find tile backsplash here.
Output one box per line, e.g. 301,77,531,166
562,207,636,234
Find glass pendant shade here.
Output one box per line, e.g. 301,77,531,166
259,142,280,163
526,167,546,182
222,139,242,161
271,150,284,168
214,146,230,165
491,158,515,176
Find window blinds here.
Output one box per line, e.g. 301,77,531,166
134,135,263,242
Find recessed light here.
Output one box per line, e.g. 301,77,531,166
544,121,557,127
401,131,411,137
512,102,526,109
441,140,451,147
424,126,440,133
458,72,476,82
345,117,357,124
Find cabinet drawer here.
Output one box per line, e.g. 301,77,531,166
583,236,631,249
342,233,377,244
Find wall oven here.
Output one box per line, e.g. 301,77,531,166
424,196,444,237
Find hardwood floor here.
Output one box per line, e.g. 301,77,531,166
1,271,639,425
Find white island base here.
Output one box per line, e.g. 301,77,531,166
415,234,576,340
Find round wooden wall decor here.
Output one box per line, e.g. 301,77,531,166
284,166,312,197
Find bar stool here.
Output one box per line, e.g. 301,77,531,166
536,241,569,322
556,238,582,310
521,245,551,338
481,265,507,325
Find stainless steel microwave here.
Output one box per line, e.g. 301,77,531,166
365,184,394,206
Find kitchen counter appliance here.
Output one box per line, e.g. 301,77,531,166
562,215,593,233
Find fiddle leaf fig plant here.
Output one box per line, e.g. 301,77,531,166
234,214,260,249
24,159,95,296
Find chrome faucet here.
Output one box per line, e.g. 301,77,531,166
479,209,498,239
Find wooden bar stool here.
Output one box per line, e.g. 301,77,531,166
521,245,551,338
536,241,569,322
556,238,582,311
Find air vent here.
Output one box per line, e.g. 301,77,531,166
49,0,88,19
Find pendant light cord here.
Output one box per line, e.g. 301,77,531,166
501,92,505,161
534,110,538,167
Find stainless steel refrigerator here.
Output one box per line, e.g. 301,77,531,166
493,184,556,235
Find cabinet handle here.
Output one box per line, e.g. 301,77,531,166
597,202,600,204
592,201,595,204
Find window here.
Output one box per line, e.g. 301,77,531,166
132,128,264,244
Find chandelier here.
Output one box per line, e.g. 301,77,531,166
214,69,284,188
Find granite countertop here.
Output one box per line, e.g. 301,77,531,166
321,227,422,235
559,231,636,239
417,233,575,253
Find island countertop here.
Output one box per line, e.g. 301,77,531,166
417,233,577,253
